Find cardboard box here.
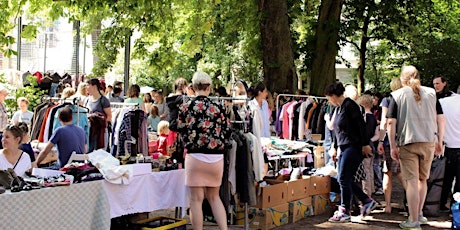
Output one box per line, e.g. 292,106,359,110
238,203,289,230
312,193,331,215
288,197,314,223
314,146,325,168
255,180,288,208
309,175,330,196
286,178,309,202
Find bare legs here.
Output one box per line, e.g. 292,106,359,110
405,178,427,222
383,171,404,213
189,186,228,230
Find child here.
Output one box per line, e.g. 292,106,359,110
156,120,170,156
357,94,379,196
12,97,34,127
147,105,161,132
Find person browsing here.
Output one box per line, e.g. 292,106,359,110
34,107,87,169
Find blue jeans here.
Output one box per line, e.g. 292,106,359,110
338,144,370,211
373,152,383,190
441,147,460,207
324,127,333,165
50,83,59,97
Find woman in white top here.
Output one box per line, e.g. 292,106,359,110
0,124,31,177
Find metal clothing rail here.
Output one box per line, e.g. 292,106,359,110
42,96,82,125
275,94,326,116
110,102,139,109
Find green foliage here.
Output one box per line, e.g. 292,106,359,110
4,76,46,116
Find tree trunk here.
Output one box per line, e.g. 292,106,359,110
259,0,297,93
357,10,371,95
310,0,343,96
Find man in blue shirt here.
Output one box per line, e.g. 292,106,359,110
34,107,87,169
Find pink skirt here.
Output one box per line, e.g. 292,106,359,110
185,155,223,187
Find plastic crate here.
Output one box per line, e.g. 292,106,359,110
133,216,186,230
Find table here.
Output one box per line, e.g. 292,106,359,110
102,169,189,218
0,181,110,230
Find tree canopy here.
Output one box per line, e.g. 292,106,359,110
1,0,459,95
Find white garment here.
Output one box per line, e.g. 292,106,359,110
11,110,34,126
244,133,264,182
248,99,263,139
298,100,313,139
0,151,32,177
88,149,132,184
227,140,237,195
439,94,460,148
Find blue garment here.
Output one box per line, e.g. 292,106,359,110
147,115,160,132
52,105,90,145
50,83,59,97
337,144,369,211
50,124,86,168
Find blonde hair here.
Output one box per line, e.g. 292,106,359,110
77,83,88,96
344,85,359,100
390,77,402,92
17,97,30,105
157,120,170,135
357,94,373,109
400,65,421,103
61,87,76,99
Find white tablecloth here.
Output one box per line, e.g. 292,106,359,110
0,181,110,230
102,169,189,218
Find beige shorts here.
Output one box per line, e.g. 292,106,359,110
399,142,435,180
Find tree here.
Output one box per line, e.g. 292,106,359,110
259,0,297,92
309,0,343,96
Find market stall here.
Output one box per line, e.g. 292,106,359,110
0,181,110,230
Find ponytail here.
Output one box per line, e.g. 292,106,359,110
408,78,422,103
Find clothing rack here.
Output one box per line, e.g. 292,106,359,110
275,94,326,115
42,96,82,124
110,102,139,109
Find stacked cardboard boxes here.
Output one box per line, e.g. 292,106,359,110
237,175,331,229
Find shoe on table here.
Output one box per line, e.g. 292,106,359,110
360,199,378,217
418,214,427,225
399,219,421,229
329,207,351,223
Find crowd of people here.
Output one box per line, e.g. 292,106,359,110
0,66,458,229
324,67,459,230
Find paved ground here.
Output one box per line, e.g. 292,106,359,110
147,176,452,229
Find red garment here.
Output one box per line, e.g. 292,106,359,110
38,105,57,142
157,134,168,156
33,71,43,84
88,112,107,149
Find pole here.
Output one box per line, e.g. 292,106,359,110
44,32,47,73
123,31,131,91
17,17,22,71
75,21,80,84
83,36,86,76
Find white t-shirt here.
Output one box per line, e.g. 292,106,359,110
12,110,34,126
439,94,460,148
0,151,32,177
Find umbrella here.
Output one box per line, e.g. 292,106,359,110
140,86,154,94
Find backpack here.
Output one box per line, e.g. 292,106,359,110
423,156,446,217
